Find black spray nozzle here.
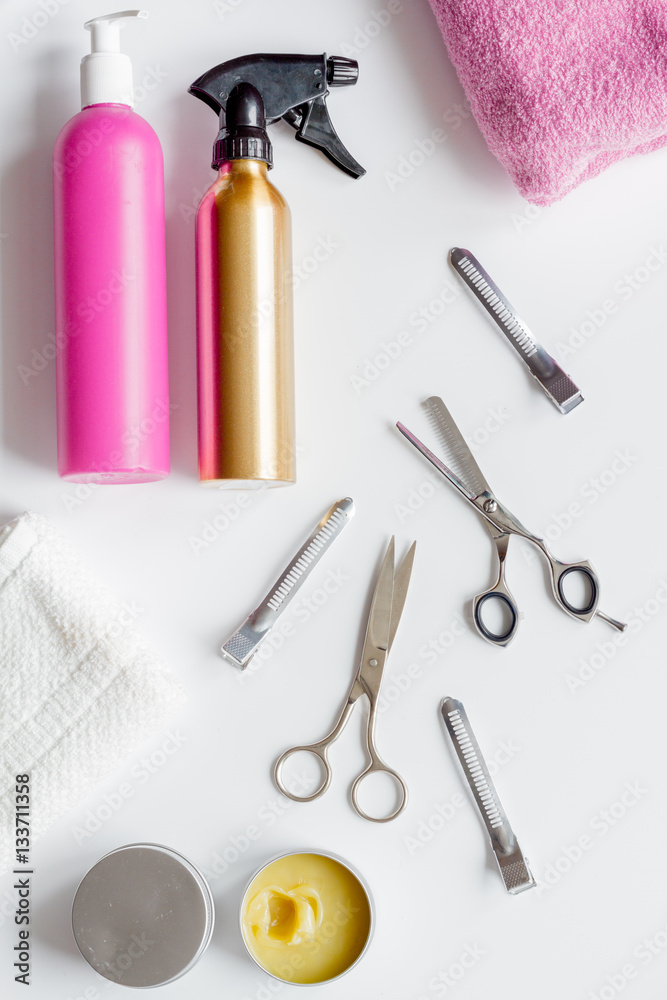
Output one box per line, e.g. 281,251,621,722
189,53,365,178
215,82,273,169
227,81,266,129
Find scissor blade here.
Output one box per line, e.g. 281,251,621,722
484,522,510,550
396,422,477,502
388,541,416,651
425,396,492,499
367,537,396,652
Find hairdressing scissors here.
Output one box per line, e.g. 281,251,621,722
397,396,626,647
274,536,415,822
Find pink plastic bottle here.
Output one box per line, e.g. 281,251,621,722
53,10,169,483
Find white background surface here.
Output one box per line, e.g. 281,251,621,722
1,1,666,998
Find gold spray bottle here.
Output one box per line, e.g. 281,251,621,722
190,54,365,488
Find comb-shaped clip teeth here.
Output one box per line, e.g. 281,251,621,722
441,697,536,895
220,497,355,669
449,246,583,415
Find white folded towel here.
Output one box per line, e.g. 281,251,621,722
0,512,186,873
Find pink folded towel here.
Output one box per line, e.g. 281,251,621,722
428,0,667,203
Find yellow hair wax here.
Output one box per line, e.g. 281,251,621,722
241,852,372,984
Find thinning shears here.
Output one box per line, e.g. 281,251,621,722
397,396,626,647
274,536,415,822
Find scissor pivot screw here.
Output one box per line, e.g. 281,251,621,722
369,658,378,667
483,499,498,513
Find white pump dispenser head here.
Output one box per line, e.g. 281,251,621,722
80,10,148,109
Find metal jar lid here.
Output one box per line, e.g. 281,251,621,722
72,843,214,988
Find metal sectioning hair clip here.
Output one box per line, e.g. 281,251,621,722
449,247,583,414
220,497,355,668
440,697,536,894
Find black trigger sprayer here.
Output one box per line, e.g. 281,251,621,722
188,54,364,488
190,53,365,178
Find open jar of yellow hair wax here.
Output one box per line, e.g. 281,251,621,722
240,851,373,985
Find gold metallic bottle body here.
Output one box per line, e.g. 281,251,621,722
196,159,295,487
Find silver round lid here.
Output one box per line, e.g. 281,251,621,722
72,843,214,988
